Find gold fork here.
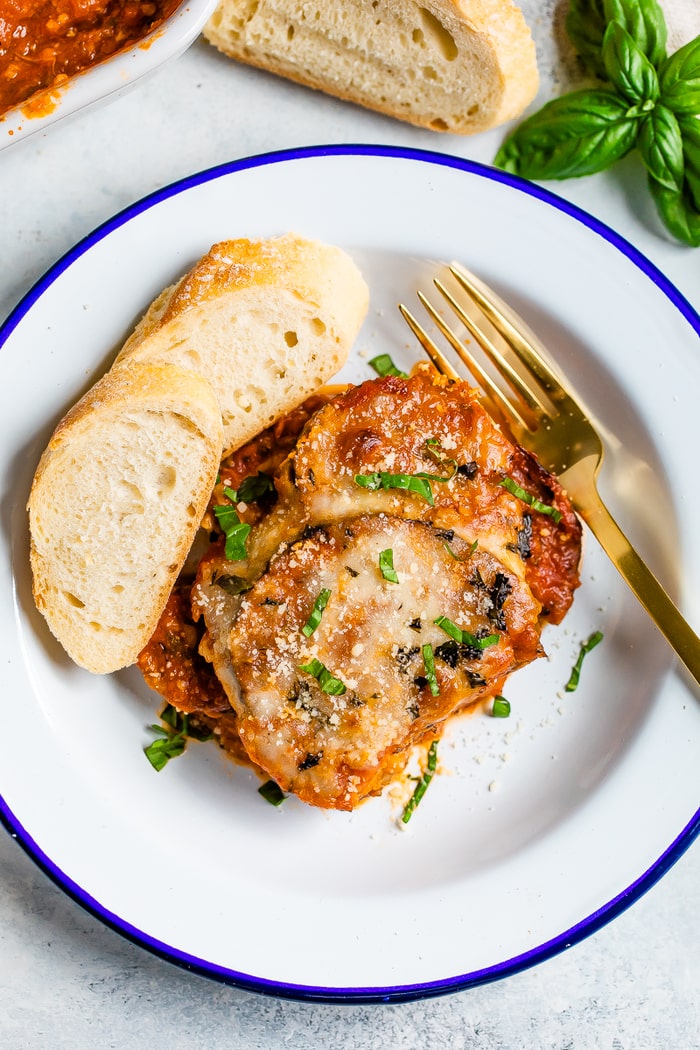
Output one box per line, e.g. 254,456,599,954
399,262,700,687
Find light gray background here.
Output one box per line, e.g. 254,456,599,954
1,3,699,1047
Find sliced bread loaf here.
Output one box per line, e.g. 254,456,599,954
117,234,370,455
203,0,538,135
27,362,224,674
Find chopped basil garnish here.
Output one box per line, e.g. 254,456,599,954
565,630,604,692
379,548,399,583
434,615,500,650
422,644,440,696
237,471,274,503
213,489,251,561
424,438,458,481
369,352,408,378
144,704,213,771
302,588,332,637
354,471,435,505
258,779,286,806
401,740,439,824
298,657,347,695
491,696,511,718
499,476,563,523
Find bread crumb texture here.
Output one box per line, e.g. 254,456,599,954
27,363,223,674
117,234,369,455
203,0,538,133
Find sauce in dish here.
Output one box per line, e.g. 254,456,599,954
0,0,181,117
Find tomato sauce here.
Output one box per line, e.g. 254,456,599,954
0,0,181,117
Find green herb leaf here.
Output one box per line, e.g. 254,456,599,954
378,548,399,583
258,779,286,806
566,0,608,79
422,644,440,696
401,740,439,824
298,657,347,695
144,709,189,771
499,476,563,523
369,353,409,378
679,115,700,209
491,696,511,718
603,0,667,68
602,21,659,104
648,175,700,246
354,471,435,505
302,588,332,637
423,438,458,480
213,500,251,561
237,471,274,504
565,630,604,692
659,36,700,115
494,90,641,180
639,104,684,191
434,616,500,650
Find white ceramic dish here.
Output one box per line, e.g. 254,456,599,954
1,146,699,1003
0,0,218,151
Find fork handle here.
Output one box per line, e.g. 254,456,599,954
576,487,700,687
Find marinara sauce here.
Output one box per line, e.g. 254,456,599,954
0,0,181,116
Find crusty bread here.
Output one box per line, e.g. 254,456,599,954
28,362,224,674
203,0,538,135
117,234,370,455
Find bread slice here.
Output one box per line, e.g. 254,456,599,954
27,362,224,674
203,0,538,135
117,234,370,455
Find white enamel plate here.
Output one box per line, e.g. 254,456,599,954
1,146,699,1002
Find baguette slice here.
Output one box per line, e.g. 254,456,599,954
28,362,224,674
117,234,370,455
203,0,538,135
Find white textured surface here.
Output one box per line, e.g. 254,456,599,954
1,2,699,1046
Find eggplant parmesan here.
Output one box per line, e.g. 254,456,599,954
138,366,582,811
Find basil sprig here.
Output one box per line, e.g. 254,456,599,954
495,0,700,246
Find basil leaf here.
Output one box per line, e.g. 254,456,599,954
354,471,435,505
491,696,511,718
602,22,659,104
213,501,251,561
378,548,399,583
422,644,440,697
401,740,439,824
298,658,347,696
302,588,331,637
648,175,700,247
258,780,286,806
237,471,274,503
495,90,640,180
499,476,563,522
603,0,667,68
565,631,604,691
433,616,500,650
369,353,408,378
659,36,700,115
679,115,700,210
566,0,608,79
639,105,684,192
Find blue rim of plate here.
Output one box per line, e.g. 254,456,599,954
1,143,699,1004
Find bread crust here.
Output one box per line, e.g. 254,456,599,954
203,0,538,134
28,362,224,674
28,234,368,674
117,234,369,456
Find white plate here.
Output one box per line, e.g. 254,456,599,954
0,0,218,151
1,146,699,1002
